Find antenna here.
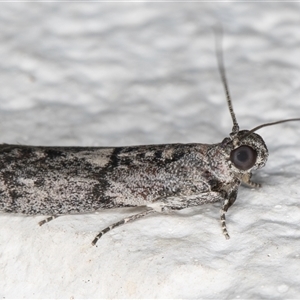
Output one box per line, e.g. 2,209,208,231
214,26,239,136
214,28,300,145
240,118,300,141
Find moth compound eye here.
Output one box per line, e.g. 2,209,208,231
230,145,257,171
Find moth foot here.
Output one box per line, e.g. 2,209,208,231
245,180,261,189
220,208,230,240
222,223,230,240
241,173,261,188
224,233,230,240
38,215,58,226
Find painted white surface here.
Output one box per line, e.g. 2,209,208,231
0,3,300,299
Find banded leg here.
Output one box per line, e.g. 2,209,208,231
220,199,230,239
244,180,261,188
92,209,155,246
241,173,261,188
39,215,58,226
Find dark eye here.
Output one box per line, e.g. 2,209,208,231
230,145,257,170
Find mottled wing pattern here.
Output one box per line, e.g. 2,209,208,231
0,143,234,215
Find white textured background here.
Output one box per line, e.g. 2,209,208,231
0,3,300,299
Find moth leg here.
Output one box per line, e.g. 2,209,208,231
241,173,261,188
92,209,155,246
38,215,59,226
220,189,238,240
220,199,230,240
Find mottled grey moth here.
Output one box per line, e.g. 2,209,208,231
0,33,299,246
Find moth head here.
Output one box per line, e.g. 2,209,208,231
227,130,268,172
213,28,300,174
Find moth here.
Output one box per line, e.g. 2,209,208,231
0,33,299,246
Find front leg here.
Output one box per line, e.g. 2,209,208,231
220,189,238,239
240,172,261,188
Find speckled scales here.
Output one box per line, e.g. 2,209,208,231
0,142,240,216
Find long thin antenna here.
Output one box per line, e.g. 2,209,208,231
241,118,300,140
214,26,239,136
